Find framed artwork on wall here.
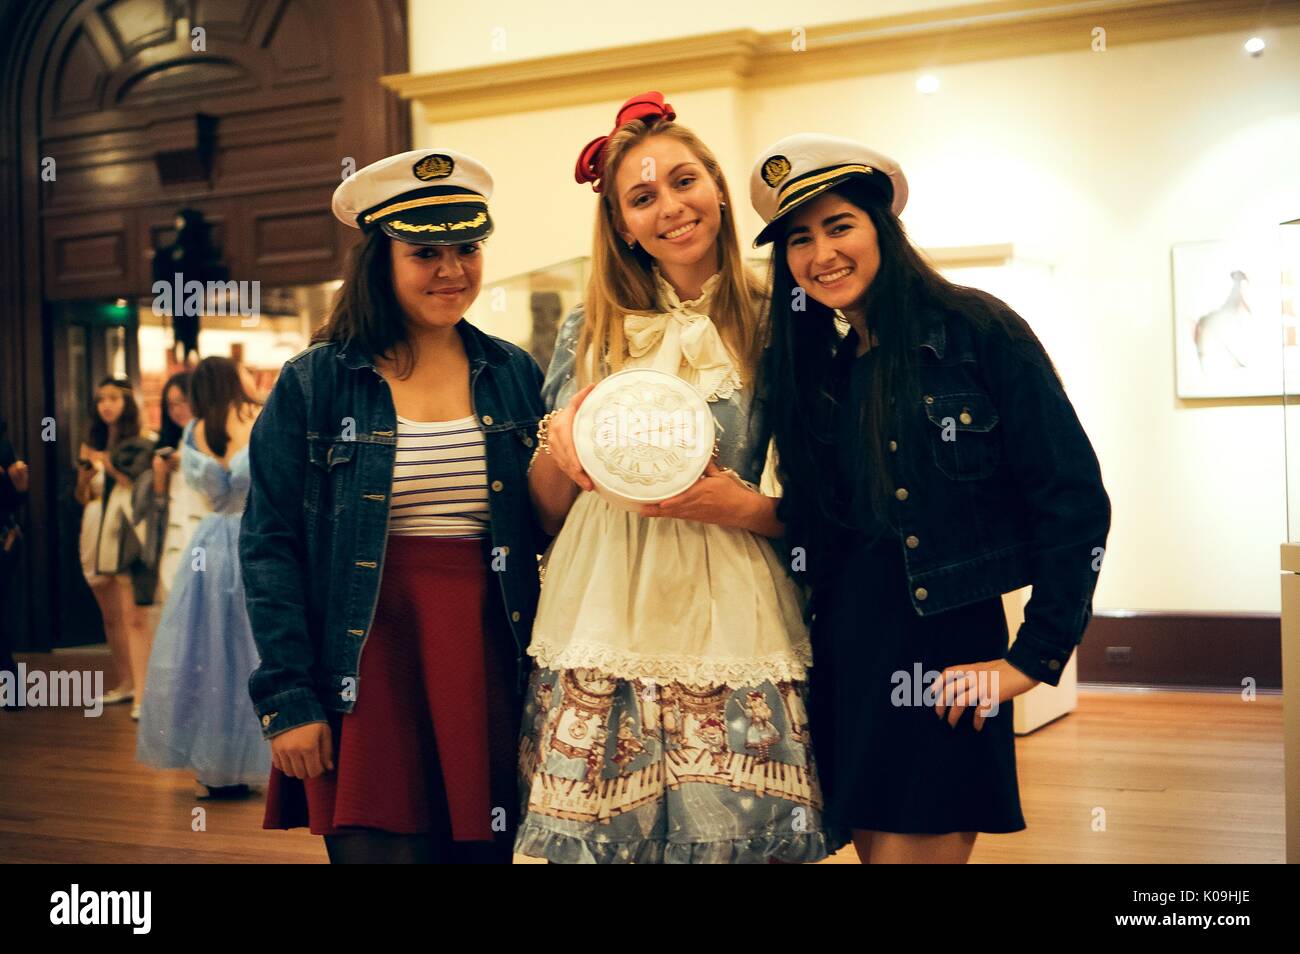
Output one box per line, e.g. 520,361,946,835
1172,239,1285,399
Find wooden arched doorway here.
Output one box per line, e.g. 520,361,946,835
0,0,408,650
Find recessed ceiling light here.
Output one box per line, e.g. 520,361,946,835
1244,37,1265,56
917,74,940,94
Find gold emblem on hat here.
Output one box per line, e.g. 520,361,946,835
762,155,792,189
413,154,455,181
387,211,488,233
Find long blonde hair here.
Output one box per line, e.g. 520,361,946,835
573,119,765,390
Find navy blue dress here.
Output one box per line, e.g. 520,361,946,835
807,335,1026,835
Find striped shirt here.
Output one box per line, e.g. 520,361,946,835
387,414,490,538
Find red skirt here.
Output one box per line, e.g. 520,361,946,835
262,534,519,841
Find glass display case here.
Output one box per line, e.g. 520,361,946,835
1278,215,1300,864
1282,219,1300,543
464,256,590,372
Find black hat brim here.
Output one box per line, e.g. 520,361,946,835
753,170,891,248
376,204,494,246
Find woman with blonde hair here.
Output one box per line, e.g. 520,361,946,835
517,92,833,863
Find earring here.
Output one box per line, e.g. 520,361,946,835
626,239,637,249
720,200,727,212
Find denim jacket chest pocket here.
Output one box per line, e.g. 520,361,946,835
920,390,1001,481
475,398,540,471
306,433,357,517
507,416,539,469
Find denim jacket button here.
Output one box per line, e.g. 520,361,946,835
261,714,271,728
895,487,909,501
923,395,935,405
491,479,504,492
482,415,494,426
914,587,928,601
960,410,973,425
511,610,521,622
888,440,898,453
906,535,919,549
1048,659,1061,671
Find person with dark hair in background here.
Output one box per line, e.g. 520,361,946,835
76,377,153,706
136,357,269,798
128,370,203,720
0,415,30,710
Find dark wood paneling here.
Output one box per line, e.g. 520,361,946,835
35,0,408,298
0,0,409,655
43,209,133,293
1078,611,1281,690
250,194,337,271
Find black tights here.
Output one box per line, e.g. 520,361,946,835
323,830,514,864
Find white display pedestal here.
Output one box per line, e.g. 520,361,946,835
1003,586,1079,735
1280,544,1300,863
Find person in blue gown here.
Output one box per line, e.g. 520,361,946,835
136,357,270,797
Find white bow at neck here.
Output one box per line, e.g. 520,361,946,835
621,267,742,403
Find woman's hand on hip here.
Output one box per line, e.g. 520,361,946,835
933,658,1041,731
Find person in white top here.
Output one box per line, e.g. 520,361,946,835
517,92,837,863
75,377,153,708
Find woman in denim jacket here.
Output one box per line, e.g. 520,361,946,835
240,150,548,863
748,134,1111,863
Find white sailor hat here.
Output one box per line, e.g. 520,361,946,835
749,133,907,247
332,149,494,245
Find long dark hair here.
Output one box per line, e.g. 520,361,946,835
156,370,192,450
755,178,1057,566
311,230,419,378
86,376,141,451
189,357,259,459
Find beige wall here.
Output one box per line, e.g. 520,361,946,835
408,0,957,73
406,5,1300,616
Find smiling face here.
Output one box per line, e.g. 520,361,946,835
782,191,881,313
95,384,125,426
612,134,722,269
389,238,483,330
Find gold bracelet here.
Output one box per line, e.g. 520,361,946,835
527,411,558,475
536,410,558,455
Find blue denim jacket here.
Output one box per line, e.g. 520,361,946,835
784,303,1111,687
240,318,549,739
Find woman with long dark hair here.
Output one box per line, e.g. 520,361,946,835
76,376,152,706
136,356,269,797
243,149,548,863
149,372,206,604
129,370,201,721
748,134,1111,863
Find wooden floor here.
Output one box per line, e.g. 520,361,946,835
0,652,1284,863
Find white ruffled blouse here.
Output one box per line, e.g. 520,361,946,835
526,269,812,686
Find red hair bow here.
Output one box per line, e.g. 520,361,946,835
574,91,677,193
